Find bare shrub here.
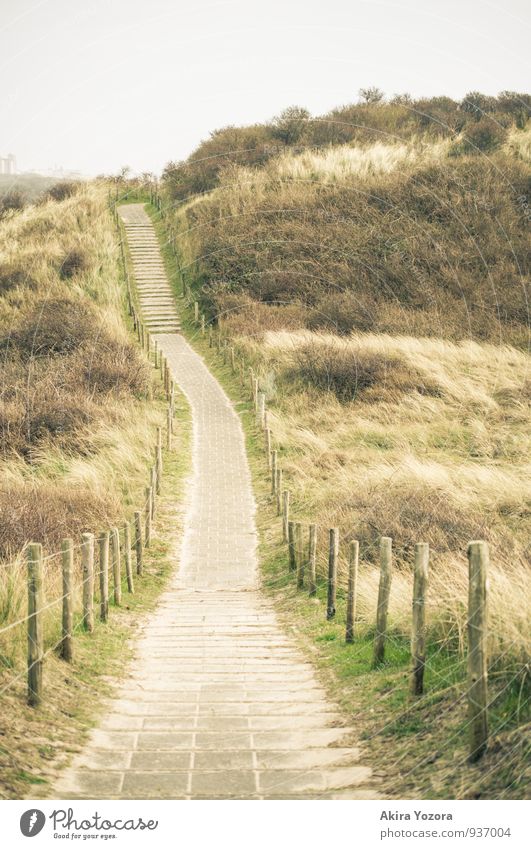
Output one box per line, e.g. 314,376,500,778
45,181,79,202
59,249,88,279
0,484,120,560
292,342,441,402
7,297,97,357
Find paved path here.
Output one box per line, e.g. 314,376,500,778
52,204,378,799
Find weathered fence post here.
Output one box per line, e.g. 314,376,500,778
282,490,290,542
201,314,205,336
308,524,317,597
373,537,393,666
345,540,359,643
295,522,305,589
111,527,122,606
124,522,134,594
98,531,109,623
27,542,43,706
145,487,152,547
253,377,259,409
265,428,272,468
411,542,429,695
156,427,163,494
288,521,296,572
271,450,277,494
61,538,74,661
134,511,143,576
167,406,172,450
81,533,94,633
150,466,157,518
194,301,199,323
276,469,283,515
257,392,266,429
467,540,489,761
327,528,338,620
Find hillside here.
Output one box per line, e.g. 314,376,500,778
161,98,531,798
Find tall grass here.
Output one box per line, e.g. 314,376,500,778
0,183,164,664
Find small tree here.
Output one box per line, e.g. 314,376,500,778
359,86,385,104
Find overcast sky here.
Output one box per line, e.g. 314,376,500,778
0,0,529,175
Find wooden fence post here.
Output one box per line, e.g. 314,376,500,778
145,487,152,547
230,347,236,372
288,521,296,572
248,367,254,399
467,540,489,761
308,524,317,597
201,314,205,336
150,466,156,518
98,531,109,623
276,469,283,515
265,428,272,468
373,537,393,666
253,377,259,409
81,533,94,633
111,527,122,606
257,392,266,428
345,540,359,643
134,511,143,576
61,538,74,661
124,522,134,593
295,522,305,589
282,490,290,542
327,528,338,620
156,427,163,494
167,406,172,450
27,542,43,706
194,301,199,323
411,542,429,695
271,450,277,494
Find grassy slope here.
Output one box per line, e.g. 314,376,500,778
0,189,193,798
155,126,531,799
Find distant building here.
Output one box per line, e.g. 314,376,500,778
0,153,16,175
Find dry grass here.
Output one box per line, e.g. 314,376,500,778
0,183,163,612
236,329,531,665
173,138,530,347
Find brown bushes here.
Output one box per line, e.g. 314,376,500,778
291,342,442,402
0,483,120,560
59,249,89,279
5,297,97,357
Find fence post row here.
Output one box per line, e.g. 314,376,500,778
99,531,109,623
81,533,94,633
373,536,393,666
467,540,489,762
27,543,43,707
61,538,74,661
345,540,359,644
327,528,338,620
411,542,429,695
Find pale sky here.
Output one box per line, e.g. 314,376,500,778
0,0,529,175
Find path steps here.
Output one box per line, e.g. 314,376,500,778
120,208,180,334
50,205,378,800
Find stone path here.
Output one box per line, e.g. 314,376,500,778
51,204,378,799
